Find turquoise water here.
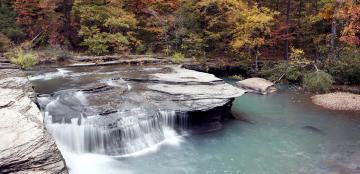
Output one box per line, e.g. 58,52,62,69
29,67,360,174
62,90,360,174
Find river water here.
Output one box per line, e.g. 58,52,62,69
28,66,360,174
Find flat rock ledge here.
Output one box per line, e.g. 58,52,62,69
312,92,360,111
236,78,277,95
0,69,67,174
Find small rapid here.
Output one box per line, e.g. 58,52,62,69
29,68,71,81
44,108,188,156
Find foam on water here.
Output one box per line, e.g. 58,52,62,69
29,68,71,80
104,78,126,87
117,127,184,158
58,149,134,174
74,91,87,105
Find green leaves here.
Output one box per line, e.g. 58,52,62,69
303,70,334,93
73,0,136,55
81,32,129,55
5,47,38,69
171,52,185,63
0,0,24,41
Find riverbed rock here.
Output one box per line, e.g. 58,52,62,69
0,69,67,174
236,77,277,95
33,65,245,113
30,65,245,155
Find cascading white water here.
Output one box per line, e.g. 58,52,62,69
34,73,191,157
44,98,188,156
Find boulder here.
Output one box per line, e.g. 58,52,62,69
236,77,277,95
0,69,67,174
30,65,245,155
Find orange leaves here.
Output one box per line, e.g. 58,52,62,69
338,2,360,46
318,3,334,20
12,0,65,45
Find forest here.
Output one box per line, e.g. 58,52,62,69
1,0,360,91
1,1,360,173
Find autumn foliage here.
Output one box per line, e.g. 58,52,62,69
0,0,358,60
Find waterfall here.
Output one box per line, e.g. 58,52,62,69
45,106,188,156
37,77,190,157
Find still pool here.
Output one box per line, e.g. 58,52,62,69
60,88,360,174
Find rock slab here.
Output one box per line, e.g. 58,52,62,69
0,69,67,174
236,77,277,95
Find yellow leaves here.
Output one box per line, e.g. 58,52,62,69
318,4,334,20
289,47,311,65
230,4,276,51
231,39,246,49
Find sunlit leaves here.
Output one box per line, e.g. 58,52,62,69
231,4,276,50
72,0,137,55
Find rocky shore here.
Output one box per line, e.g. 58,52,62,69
312,92,360,111
0,60,67,173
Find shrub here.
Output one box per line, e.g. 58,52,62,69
172,52,185,64
303,71,334,93
325,47,360,85
81,33,129,55
145,49,154,55
259,61,307,83
260,47,312,83
229,75,244,81
135,44,147,54
5,48,38,69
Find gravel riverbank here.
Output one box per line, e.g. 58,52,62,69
312,92,360,111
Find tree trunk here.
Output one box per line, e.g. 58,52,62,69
284,0,291,60
255,47,259,72
330,1,339,62
330,20,336,61
298,0,302,19
63,0,74,48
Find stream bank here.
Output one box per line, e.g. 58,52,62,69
0,65,67,173
312,92,360,111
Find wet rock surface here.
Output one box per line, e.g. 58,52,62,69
29,65,245,155
31,65,244,114
0,69,67,174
